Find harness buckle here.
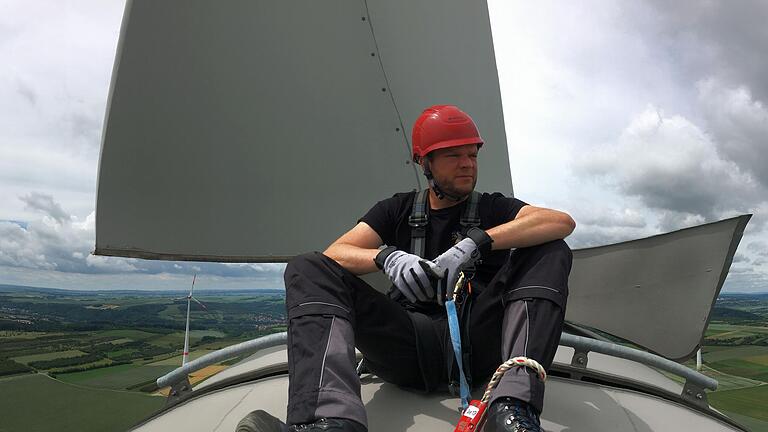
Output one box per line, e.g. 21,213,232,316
408,214,428,228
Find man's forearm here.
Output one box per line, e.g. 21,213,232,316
487,209,575,250
323,243,380,275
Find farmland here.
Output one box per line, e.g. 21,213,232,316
698,293,768,431
0,373,164,432
1,285,768,431
0,284,286,431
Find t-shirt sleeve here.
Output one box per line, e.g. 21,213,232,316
488,192,529,224
358,197,400,245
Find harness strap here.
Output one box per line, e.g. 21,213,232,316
460,191,481,230
408,190,481,258
408,189,429,259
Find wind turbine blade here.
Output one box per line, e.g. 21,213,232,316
189,273,197,296
192,297,207,310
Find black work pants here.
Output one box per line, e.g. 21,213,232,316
284,240,572,428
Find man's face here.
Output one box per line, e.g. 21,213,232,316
425,144,479,198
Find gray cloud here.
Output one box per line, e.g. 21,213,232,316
20,192,69,223
576,107,762,222
723,269,768,292
15,78,37,105
747,241,768,257
733,253,751,264
646,0,768,103
1,193,286,282
697,79,768,190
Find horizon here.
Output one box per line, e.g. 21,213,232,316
2,283,767,297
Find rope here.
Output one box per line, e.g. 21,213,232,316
480,357,546,404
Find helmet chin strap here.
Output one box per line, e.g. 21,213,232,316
422,163,466,202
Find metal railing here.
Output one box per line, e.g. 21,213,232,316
156,332,288,388
558,333,717,391
156,331,717,409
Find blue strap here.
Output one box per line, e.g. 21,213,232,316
446,299,471,409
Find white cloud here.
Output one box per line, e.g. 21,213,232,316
0,1,123,223
577,106,760,221
0,193,286,286
85,255,138,272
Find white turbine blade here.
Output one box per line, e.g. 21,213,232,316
189,273,197,296
191,296,207,310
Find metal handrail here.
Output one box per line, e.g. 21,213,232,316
559,333,718,391
156,332,288,388
156,331,717,394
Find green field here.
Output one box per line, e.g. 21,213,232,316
146,332,185,347
0,374,163,432
58,364,176,390
720,409,768,432
98,329,158,340
709,358,768,383
13,350,87,365
703,344,768,363
709,385,768,422
149,349,210,366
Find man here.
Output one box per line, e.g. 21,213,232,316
282,105,574,432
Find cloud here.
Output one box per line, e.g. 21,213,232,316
697,79,768,190
567,225,646,249
0,1,124,223
20,192,70,224
646,0,768,103
85,255,138,272
747,241,768,257
733,253,751,264
577,106,761,222
0,193,286,283
15,78,37,105
577,208,647,229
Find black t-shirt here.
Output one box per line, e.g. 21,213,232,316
360,191,527,311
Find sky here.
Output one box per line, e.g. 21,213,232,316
0,1,766,292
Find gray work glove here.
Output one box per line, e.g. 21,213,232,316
432,228,493,305
377,248,441,303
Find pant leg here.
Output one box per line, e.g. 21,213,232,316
284,252,425,428
469,239,572,414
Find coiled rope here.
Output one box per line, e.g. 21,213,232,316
481,357,546,404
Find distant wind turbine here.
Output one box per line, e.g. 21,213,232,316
180,274,207,366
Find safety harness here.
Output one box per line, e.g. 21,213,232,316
409,189,480,409
409,188,481,259
408,189,547,431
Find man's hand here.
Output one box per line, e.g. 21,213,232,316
432,228,493,305
379,249,441,303
432,238,479,304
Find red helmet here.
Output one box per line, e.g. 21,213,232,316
411,105,484,161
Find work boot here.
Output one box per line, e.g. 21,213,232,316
236,410,288,432
483,397,542,432
288,418,367,432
